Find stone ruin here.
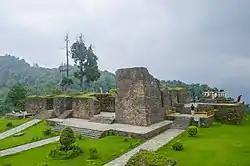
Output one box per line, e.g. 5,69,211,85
115,67,165,126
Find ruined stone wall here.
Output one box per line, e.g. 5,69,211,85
53,97,72,117
71,98,101,119
25,97,47,114
178,90,189,104
162,91,172,110
195,103,243,124
173,103,184,113
94,94,115,112
213,104,243,124
115,67,165,126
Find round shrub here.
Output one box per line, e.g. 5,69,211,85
172,141,183,151
36,163,48,166
49,145,83,160
88,148,98,159
188,126,198,136
126,149,176,166
59,127,75,149
43,128,52,136
6,122,13,128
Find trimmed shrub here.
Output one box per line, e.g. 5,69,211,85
43,128,52,136
106,130,115,136
6,122,13,128
88,148,98,159
31,136,42,142
49,145,83,160
172,141,183,151
59,127,75,149
188,126,198,136
126,149,176,166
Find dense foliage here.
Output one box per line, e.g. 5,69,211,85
172,141,184,151
188,126,198,137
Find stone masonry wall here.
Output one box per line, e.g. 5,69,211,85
53,97,72,117
115,67,165,126
25,97,47,114
94,94,115,112
71,98,101,119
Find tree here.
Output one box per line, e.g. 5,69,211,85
60,76,73,91
71,34,100,90
5,83,28,111
59,127,75,149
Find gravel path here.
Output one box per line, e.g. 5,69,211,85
0,136,59,157
104,129,184,166
0,119,41,140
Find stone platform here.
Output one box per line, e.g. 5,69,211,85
47,118,173,140
167,113,214,128
5,113,34,119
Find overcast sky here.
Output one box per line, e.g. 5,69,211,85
0,0,249,102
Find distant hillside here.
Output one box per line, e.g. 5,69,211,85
0,55,217,101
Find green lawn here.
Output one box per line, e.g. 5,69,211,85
0,121,58,150
0,117,30,133
0,136,142,166
157,117,250,166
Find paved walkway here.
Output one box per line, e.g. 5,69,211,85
0,136,59,157
104,129,184,166
0,119,41,140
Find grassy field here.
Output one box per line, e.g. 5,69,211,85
0,117,30,133
157,117,250,166
0,121,58,150
0,136,142,166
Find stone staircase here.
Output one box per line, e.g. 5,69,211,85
53,125,105,139
170,116,192,130
33,110,55,120
89,114,115,124
58,110,73,119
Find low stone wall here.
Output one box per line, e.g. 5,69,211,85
53,97,72,117
71,97,101,119
94,94,115,112
213,104,243,124
196,104,214,112
25,97,47,114
173,103,184,113
191,116,214,128
195,103,243,124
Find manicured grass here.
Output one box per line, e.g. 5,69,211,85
0,121,58,150
157,118,250,166
0,136,142,166
0,117,30,133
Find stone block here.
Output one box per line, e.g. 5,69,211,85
25,97,47,114
71,97,101,119
115,67,165,126
94,94,115,112
53,97,72,117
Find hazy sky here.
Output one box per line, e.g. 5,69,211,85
0,0,249,101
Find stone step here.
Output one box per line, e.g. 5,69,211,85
170,117,191,130
52,125,104,139
89,115,115,124
58,110,73,119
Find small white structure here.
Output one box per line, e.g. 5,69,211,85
202,91,226,99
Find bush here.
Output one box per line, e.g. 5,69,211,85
77,134,83,140
49,145,83,160
31,136,42,142
188,126,198,136
43,128,52,136
106,130,115,136
6,122,13,128
88,148,98,159
36,163,48,166
172,141,183,151
126,149,176,166
59,127,75,149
